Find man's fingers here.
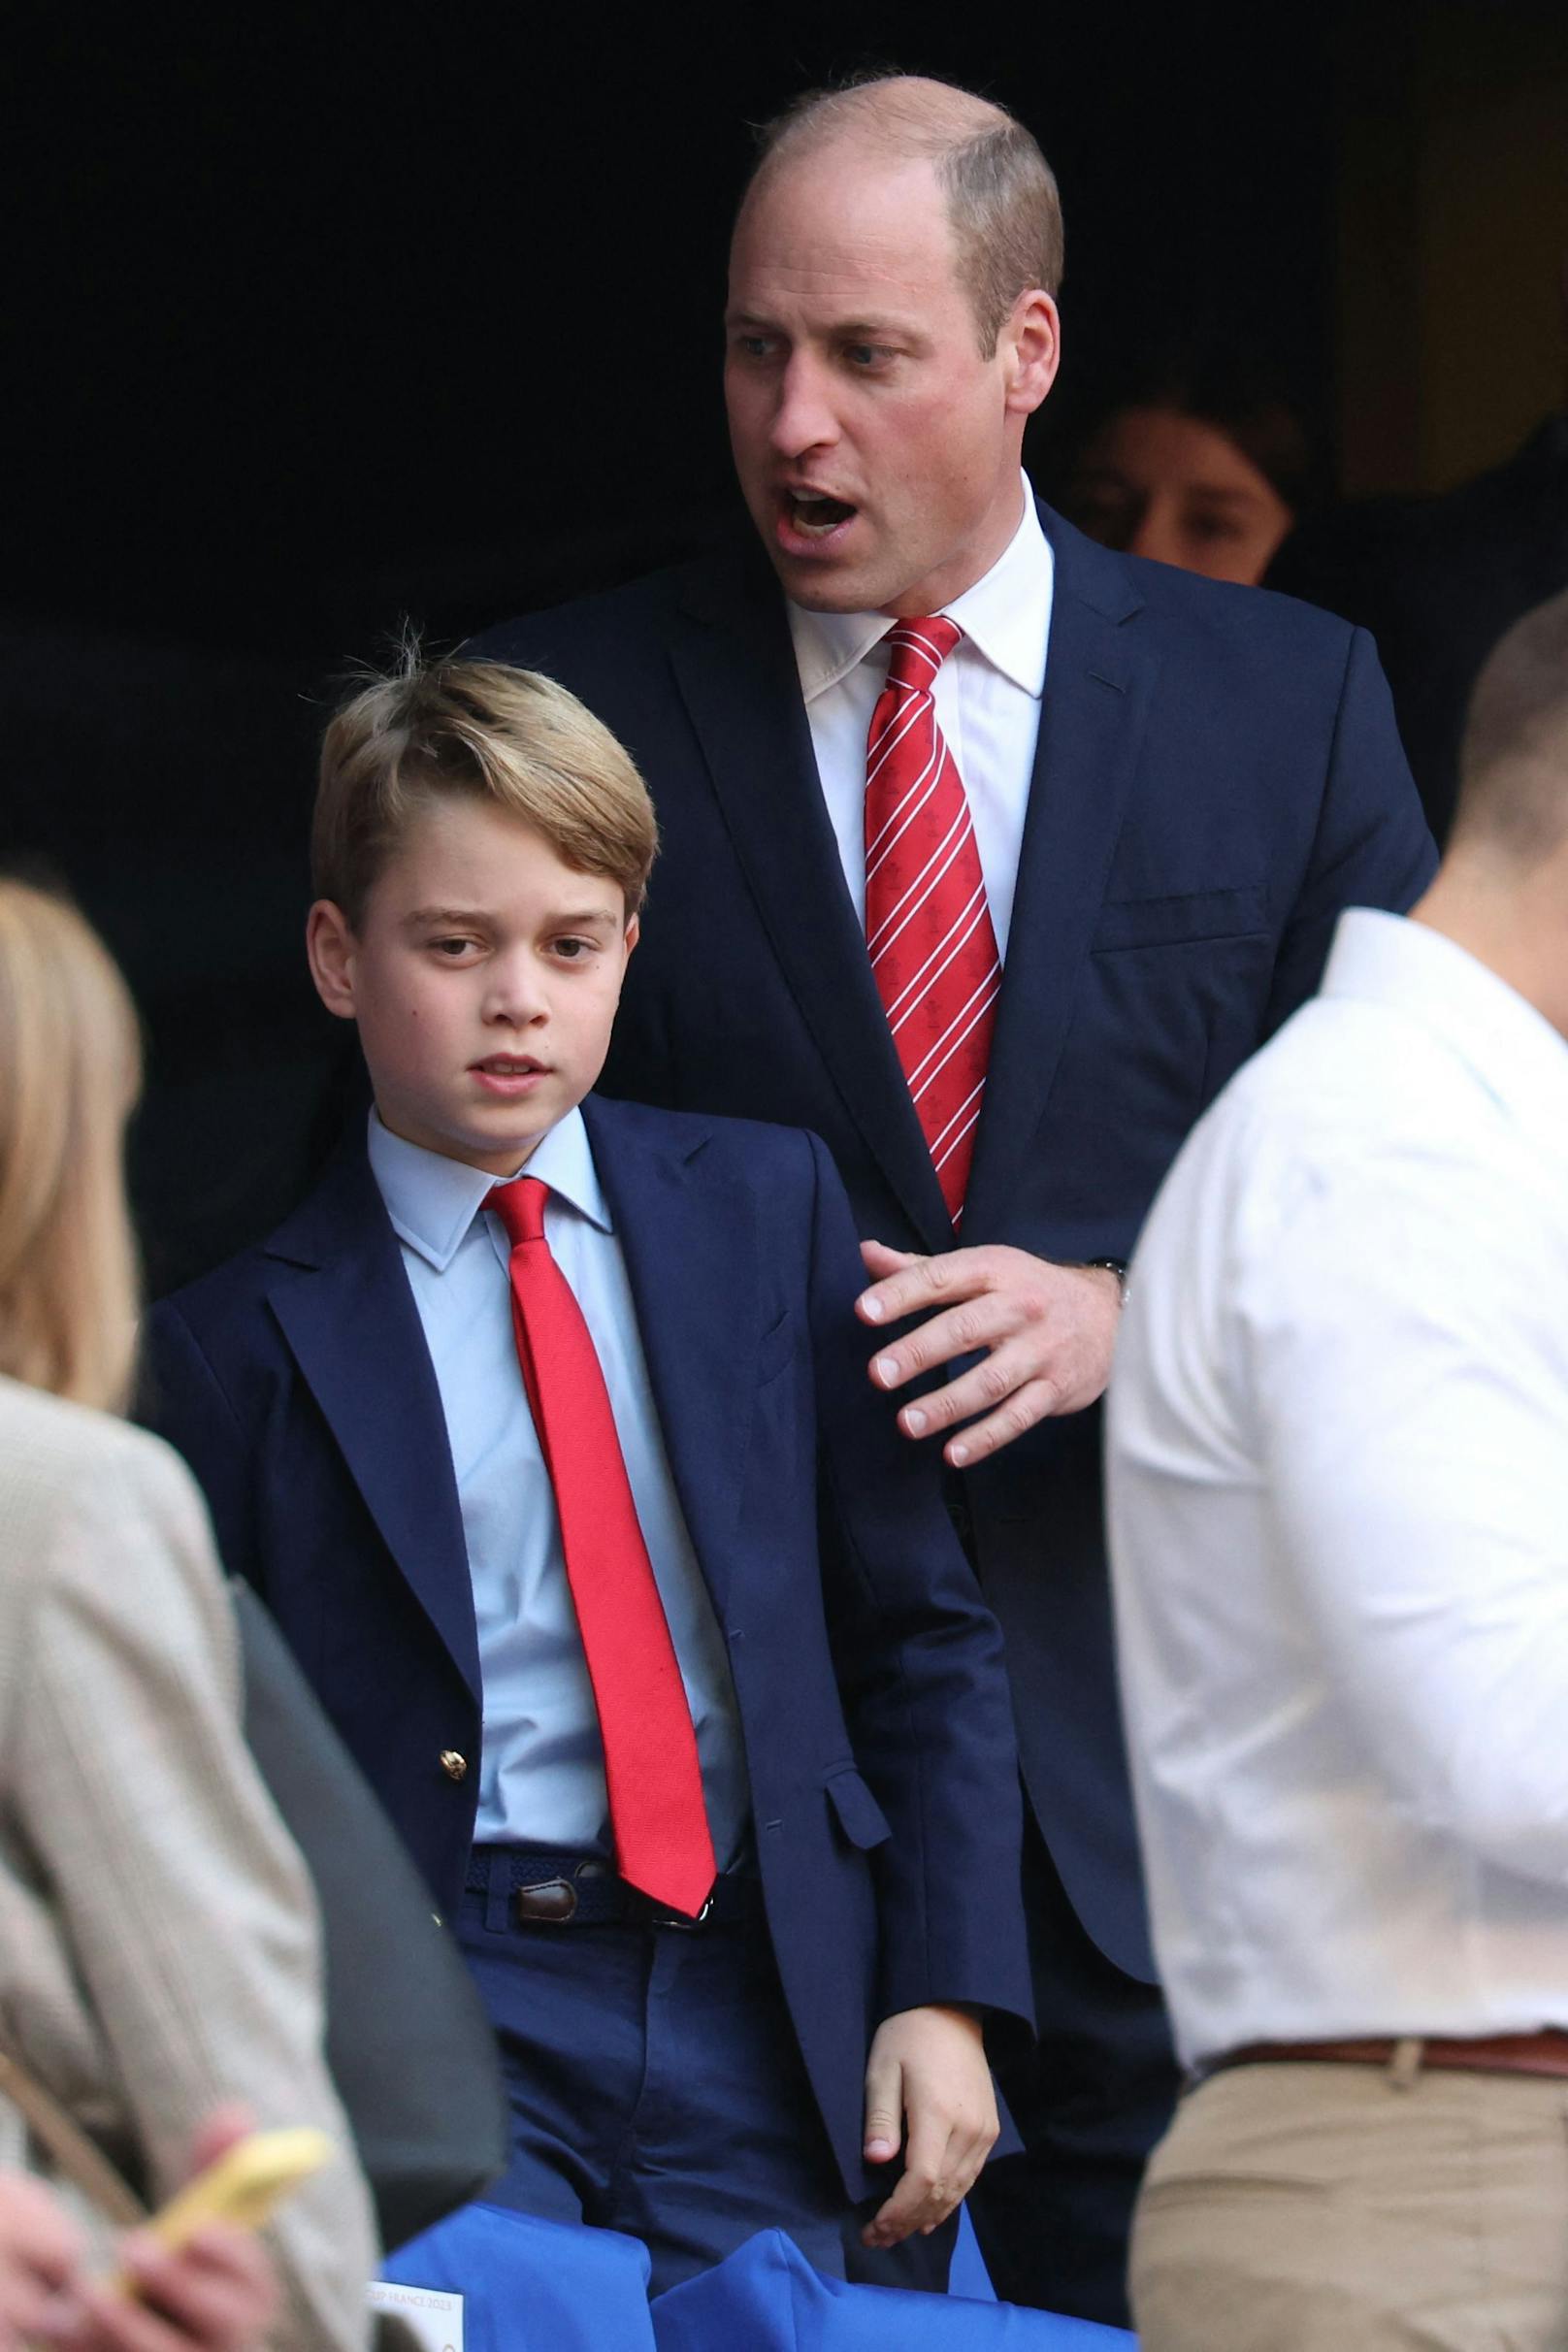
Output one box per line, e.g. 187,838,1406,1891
858,1238,921,1280
941,1378,1060,1466
867,1297,1020,1399
858,1244,989,1328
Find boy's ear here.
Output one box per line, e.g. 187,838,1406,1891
624,912,640,958
306,899,360,1021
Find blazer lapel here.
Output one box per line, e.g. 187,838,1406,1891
263,1151,481,1700
963,510,1160,1238
669,553,953,1253
584,1098,756,1617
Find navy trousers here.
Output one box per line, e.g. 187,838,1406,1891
965,1813,1182,2329
456,1852,849,2297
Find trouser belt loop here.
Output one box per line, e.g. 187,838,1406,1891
1388,2037,1424,2091
484,1846,514,1935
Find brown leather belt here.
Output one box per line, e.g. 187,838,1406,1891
1208,2032,1568,2082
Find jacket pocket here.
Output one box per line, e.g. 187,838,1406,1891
824,1766,893,1850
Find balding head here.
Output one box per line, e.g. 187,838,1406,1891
743,73,1062,357
1449,590,1568,869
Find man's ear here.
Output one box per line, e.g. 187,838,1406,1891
306,899,360,1021
1002,289,1062,419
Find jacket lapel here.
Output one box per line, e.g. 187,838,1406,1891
584,1098,756,1617
963,510,1160,1238
262,1149,481,1700
668,552,953,1253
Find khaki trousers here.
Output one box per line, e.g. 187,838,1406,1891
1130,2055,1568,2351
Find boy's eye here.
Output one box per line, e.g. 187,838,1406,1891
551,936,595,961
430,936,477,959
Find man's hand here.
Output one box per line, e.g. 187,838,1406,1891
861,2005,998,2249
857,1241,1122,1465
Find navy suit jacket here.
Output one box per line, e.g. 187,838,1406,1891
145,1096,1033,2198
468,503,1439,1982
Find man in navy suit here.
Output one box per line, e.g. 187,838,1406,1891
466,74,1439,2323
145,651,1032,2295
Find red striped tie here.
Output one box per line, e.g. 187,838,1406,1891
865,618,1000,1226
490,1176,716,1918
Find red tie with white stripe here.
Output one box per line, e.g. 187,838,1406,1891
865,618,1001,1226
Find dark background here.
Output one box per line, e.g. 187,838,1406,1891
7,2,1563,1289
16,3,1339,656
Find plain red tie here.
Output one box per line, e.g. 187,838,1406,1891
489,1175,716,1917
865,618,1001,1226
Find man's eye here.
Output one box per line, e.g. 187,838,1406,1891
845,343,894,370
732,334,774,362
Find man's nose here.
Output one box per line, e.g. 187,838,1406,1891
768,354,839,459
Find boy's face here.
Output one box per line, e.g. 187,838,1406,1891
308,796,638,1175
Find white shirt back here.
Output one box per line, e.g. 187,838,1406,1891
1107,909,1568,2068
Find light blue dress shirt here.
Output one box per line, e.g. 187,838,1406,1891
367,1107,749,1863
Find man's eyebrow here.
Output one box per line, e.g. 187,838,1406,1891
724,309,916,341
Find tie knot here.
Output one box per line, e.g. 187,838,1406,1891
489,1174,549,1248
883,617,962,696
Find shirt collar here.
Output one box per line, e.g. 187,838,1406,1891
787,474,1053,704
1323,909,1568,1168
367,1103,613,1274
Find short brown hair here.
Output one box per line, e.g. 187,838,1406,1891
0,880,143,1412
313,648,659,928
1451,588,1568,866
749,73,1063,356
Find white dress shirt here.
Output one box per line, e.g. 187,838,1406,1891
787,475,1054,961
1107,909,1568,2069
367,1108,749,1864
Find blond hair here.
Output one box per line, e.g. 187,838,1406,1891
313,649,659,928
0,882,143,1412
749,74,1063,355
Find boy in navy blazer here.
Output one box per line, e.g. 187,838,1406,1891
145,652,1031,2292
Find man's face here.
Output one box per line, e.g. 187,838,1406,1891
724,148,1057,617
307,797,637,1175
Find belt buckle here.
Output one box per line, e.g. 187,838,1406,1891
651,1894,714,1932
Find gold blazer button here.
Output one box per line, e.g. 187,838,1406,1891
439,1749,469,1782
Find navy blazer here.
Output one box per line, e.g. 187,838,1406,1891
145,1097,1033,2199
468,504,1440,1982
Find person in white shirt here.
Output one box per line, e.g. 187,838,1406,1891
1106,584,1568,2351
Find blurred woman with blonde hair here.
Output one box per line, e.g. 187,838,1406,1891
0,878,376,2352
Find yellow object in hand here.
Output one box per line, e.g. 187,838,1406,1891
142,2127,335,2253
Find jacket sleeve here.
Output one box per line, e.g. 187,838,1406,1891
140,1299,265,1595
10,1423,377,2350
801,1130,1034,2049
1264,623,1438,1034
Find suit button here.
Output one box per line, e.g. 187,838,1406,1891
439,1749,468,1782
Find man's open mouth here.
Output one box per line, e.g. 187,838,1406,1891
783,489,858,537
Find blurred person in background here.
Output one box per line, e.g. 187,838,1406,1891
0,2134,274,2352
0,878,376,2352
1053,341,1314,585
1107,588,1568,2349
1269,262,1568,842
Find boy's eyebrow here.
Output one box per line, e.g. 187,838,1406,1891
399,904,620,931
401,905,491,931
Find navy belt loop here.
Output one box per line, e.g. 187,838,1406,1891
484,1846,513,1934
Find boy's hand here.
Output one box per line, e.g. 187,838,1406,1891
861,2004,998,2249
857,1240,1122,1465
